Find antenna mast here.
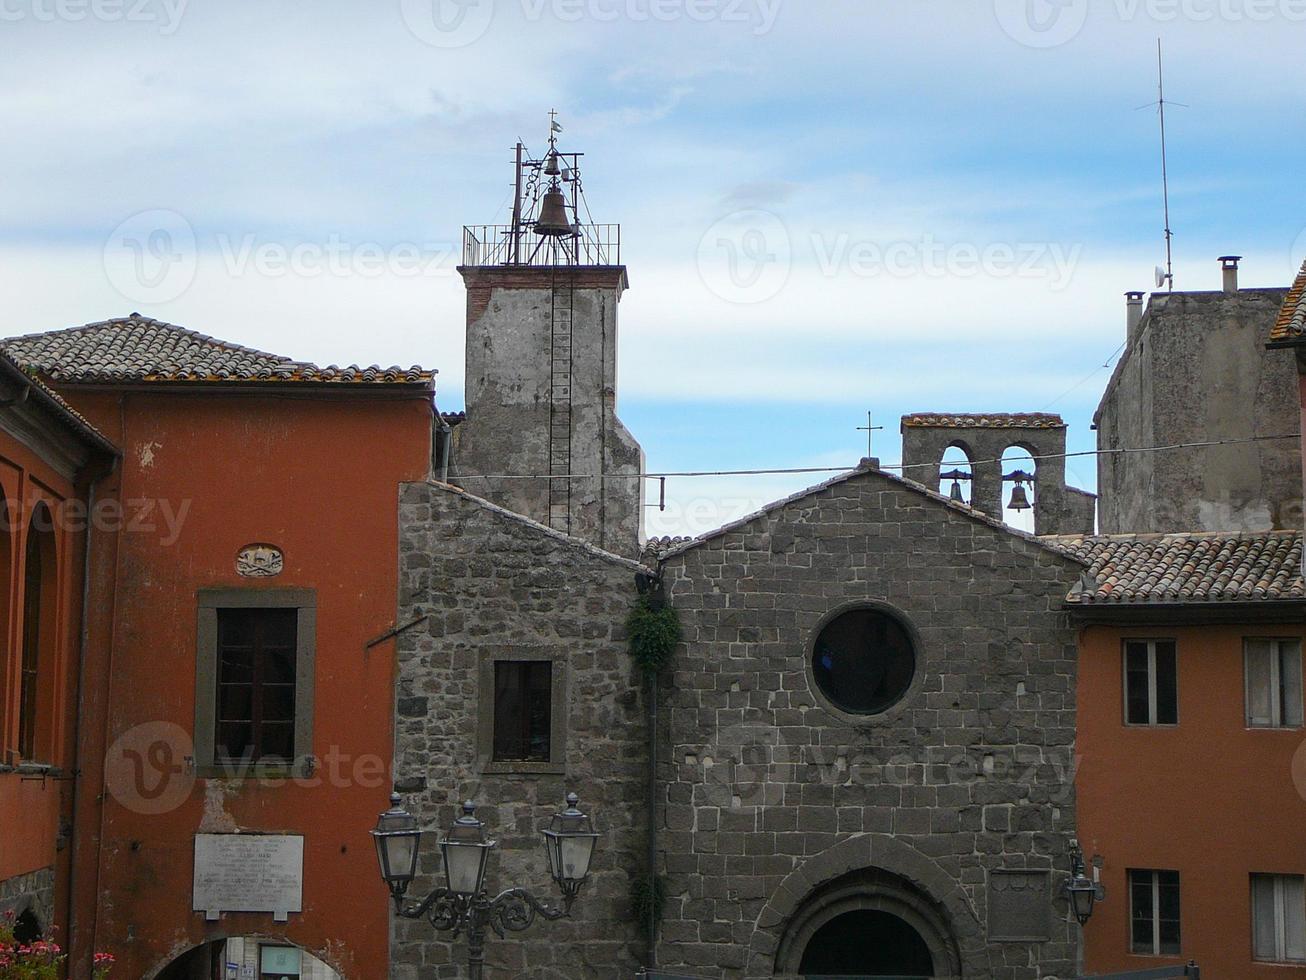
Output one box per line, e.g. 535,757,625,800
1156,38,1175,291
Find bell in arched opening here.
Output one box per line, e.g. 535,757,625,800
1007,477,1032,511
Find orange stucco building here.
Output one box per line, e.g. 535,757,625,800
2,316,437,978
1060,532,1306,976
0,352,117,952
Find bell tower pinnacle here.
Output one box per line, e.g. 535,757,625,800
452,115,644,555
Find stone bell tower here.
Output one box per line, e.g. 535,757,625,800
451,117,645,556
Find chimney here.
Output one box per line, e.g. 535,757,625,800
1126,291,1145,342
1219,255,1241,294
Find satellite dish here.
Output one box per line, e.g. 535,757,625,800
1154,265,1167,289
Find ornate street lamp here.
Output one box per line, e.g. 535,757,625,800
371,792,421,903
1063,839,1106,926
371,791,600,980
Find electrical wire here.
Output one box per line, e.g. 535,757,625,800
1041,340,1128,410
451,432,1302,482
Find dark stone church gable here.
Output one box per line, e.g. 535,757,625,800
653,466,1084,979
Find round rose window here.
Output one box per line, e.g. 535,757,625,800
811,607,916,715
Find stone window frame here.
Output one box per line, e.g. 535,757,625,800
194,588,316,779
804,599,927,727
476,648,568,776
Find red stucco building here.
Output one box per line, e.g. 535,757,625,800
0,353,117,955
1,315,437,978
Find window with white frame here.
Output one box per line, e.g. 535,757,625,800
1252,874,1306,963
1123,640,1178,726
1128,868,1181,956
1245,639,1303,728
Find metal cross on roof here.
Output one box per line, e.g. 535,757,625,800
856,411,884,458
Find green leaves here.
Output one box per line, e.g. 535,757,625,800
626,597,680,675
630,873,667,939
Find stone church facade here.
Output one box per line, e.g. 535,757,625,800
392,462,1086,977
651,463,1083,978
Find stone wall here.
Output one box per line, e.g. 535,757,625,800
654,465,1084,979
392,481,651,979
453,266,645,557
0,866,55,939
900,416,1095,536
1096,287,1301,533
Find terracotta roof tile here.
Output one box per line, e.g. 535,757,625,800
1269,260,1306,345
1,314,434,387
1045,531,1304,604
901,412,1064,429
0,351,117,454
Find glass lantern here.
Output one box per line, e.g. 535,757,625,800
541,792,599,893
371,792,421,902
440,801,496,896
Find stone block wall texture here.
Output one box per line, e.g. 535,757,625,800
656,469,1084,979
900,421,1094,536
1096,287,1301,533
393,481,650,979
0,866,55,938
454,267,645,557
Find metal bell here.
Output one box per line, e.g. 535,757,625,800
949,480,965,503
1007,481,1032,511
534,188,573,237
544,150,561,176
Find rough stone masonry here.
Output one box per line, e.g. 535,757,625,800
394,459,1088,978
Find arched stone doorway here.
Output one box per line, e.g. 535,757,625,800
150,937,344,980
775,868,962,978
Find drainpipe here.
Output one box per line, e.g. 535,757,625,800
642,565,667,970
646,667,658,968
433,404,452,483
67,448,119,974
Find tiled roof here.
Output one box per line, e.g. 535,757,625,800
1,314,434,386
0,351,117,454
1046,531,1305,604
1268,260,1306,344
901,412,1064,429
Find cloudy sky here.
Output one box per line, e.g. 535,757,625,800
1,0,1302,535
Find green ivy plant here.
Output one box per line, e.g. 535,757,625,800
626,596,680,675
630,873,667,939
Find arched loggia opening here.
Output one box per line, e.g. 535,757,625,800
1000,445,1037,534
0,486,12,755
937,443,972,507
17,501,57,763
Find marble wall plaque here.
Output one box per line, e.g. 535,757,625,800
193,833,303,922
988,869,1052,941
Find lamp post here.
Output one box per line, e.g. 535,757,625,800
372,791,600,980
1063,839,1106,927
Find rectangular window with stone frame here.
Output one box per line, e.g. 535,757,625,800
1245,639,1303,729
194,588,316,778
477,649,567,775
1123,639,1178,726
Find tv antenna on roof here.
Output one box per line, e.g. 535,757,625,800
1138,38,1186,292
